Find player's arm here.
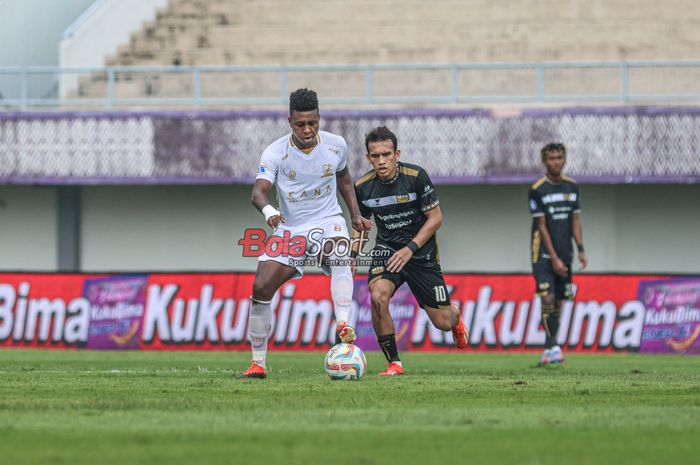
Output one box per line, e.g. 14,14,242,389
572,212,587,270
535,216,568,277
336,167,372,232
250,179,283,229
386,205,442,274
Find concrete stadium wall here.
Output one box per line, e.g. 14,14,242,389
0,186,57,270
1,184,698,274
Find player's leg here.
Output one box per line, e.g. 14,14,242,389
316,218,356,344
369,277,405,376
404,260,468,348
548,268,574,364
240,259,298,379
533,259,557,364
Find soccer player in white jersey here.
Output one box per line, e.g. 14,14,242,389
240,88,372,379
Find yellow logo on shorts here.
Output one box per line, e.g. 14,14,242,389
333,224,342,232
538,283,550,290
371,266,385,275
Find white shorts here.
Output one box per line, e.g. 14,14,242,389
258,215,350,279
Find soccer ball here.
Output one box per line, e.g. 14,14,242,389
324,343,367,380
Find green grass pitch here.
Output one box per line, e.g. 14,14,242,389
0,349,697,465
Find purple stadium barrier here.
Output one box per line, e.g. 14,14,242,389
1,106,699,185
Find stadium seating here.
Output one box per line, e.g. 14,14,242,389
69,0,700,103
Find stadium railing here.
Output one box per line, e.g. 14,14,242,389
1,61,700,109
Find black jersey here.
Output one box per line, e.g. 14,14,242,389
528,176,581,263
354,162,439,259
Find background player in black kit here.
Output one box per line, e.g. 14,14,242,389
352,126,468,376
529,143,588,365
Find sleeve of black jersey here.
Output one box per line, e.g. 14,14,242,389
573,184,581,213
354,184,372,219
417,168,440,212
528,188,545,217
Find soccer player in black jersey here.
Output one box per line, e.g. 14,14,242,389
529,143,588,365
352,126,468,376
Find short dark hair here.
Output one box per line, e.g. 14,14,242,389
541,142,567,162
365,126,398,153
289,88,318,115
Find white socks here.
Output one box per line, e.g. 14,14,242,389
249,297,272,368
330,262,353,324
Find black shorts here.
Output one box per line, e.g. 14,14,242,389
532,258,574,301
367,248,450,310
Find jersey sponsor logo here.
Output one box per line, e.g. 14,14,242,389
362,192,418,208
541,193,577,204
385,220,412,230
321,163,334,178
286,185,333,202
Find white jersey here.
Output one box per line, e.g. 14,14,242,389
256,130,348,227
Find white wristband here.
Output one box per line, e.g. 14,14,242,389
262,205,280,221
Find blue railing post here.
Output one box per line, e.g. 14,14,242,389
193,68,201,109
279,66,288,104
621,62,629,103
107,68,115,109
536,64,545,103
451,64,458,103
20,68,29,110
366,65,374,105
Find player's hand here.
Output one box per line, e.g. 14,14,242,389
267,214,284,229
552,257,568,277
387,247,413,273
578,251,588,270
352,215,372,233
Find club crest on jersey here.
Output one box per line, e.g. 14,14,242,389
287,169,297,180
321,164,334,178
396,194,410,203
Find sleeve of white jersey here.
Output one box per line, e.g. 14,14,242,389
335,138,348,172
255,147,278,184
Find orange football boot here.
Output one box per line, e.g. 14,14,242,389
238,362,266,379
378,362,404,377
452,315,469,349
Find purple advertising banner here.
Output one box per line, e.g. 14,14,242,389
353,278,418,352
84,275,148,350
638,278,700,355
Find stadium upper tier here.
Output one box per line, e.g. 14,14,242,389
42,0,700,108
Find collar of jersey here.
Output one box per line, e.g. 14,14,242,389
289,134,321,154
379,163,401,185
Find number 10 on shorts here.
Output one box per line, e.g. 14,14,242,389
433,285,447,302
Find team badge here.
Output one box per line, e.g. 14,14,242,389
396,194,410,203
321,164,334,178
288,169,297,180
